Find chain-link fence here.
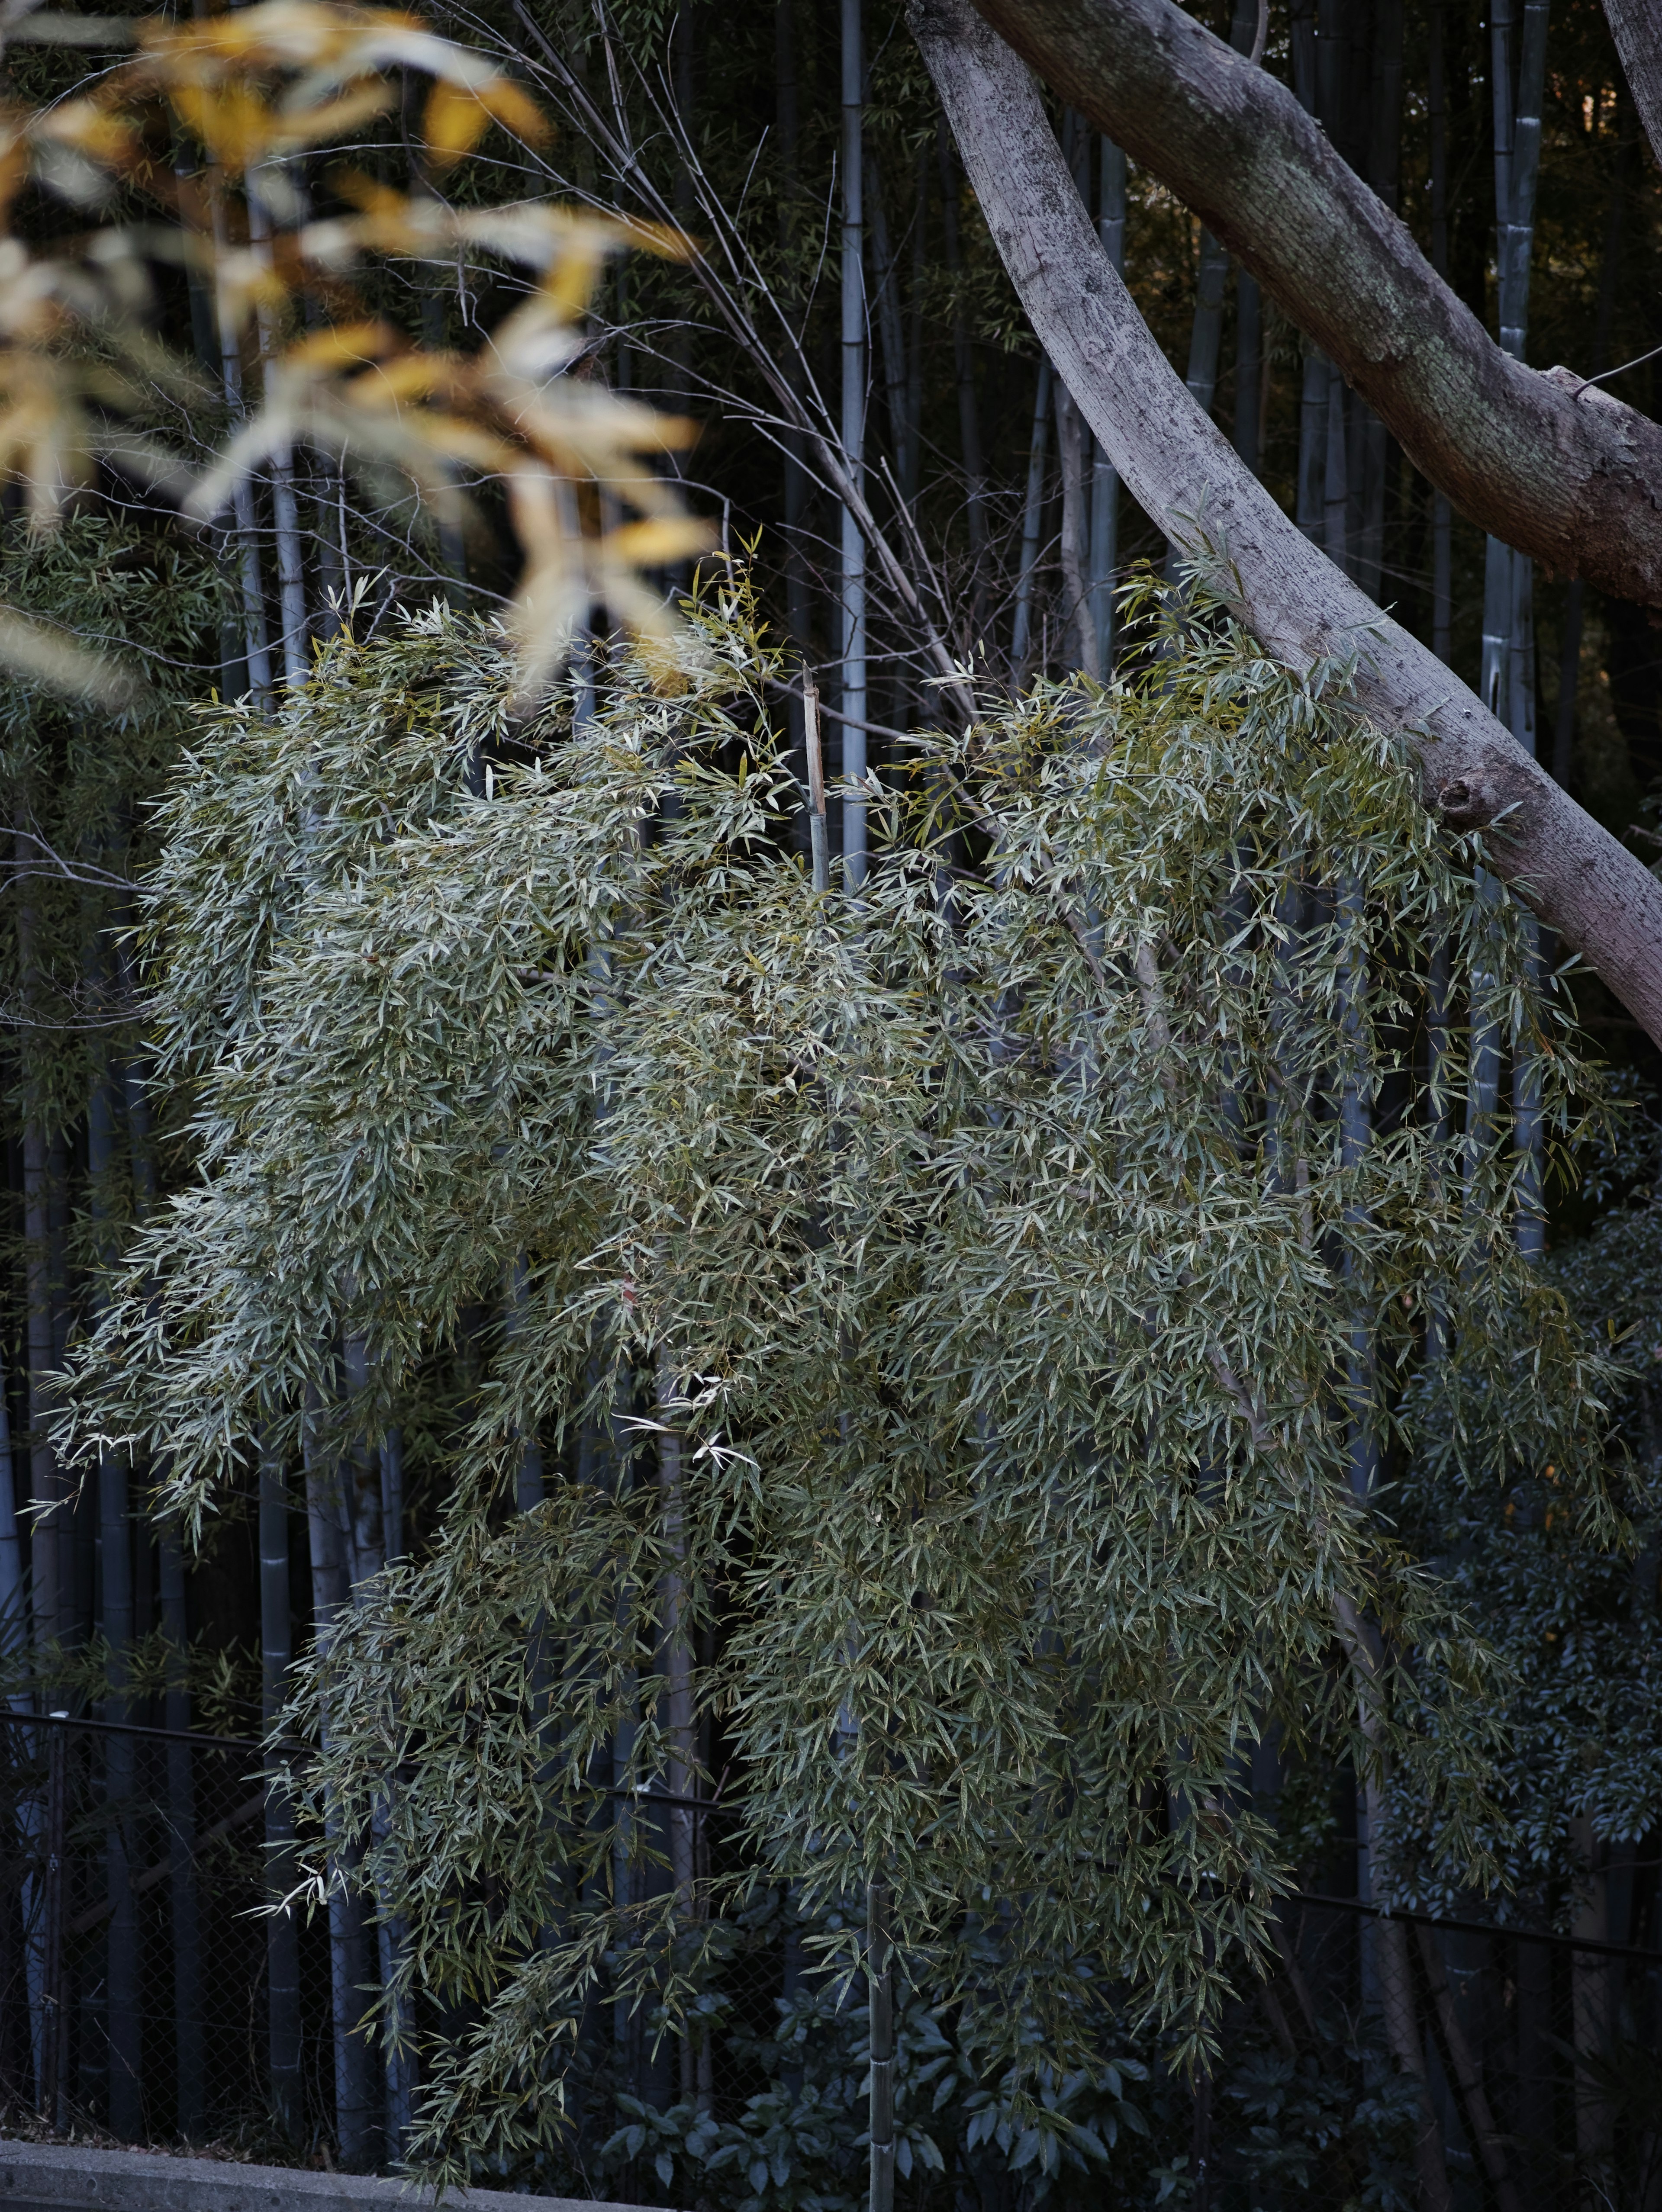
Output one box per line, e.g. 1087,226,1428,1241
0,1714,1656,2210
0,1710,331,2154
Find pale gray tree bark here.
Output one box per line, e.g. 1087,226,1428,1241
968,0,1662,613
1601,0,1662,164
910,0,1662,1047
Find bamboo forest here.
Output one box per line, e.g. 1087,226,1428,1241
5,0,1662,2209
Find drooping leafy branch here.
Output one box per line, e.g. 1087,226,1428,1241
53,578,1624,2171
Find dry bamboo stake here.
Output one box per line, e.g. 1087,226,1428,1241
804,680,830,894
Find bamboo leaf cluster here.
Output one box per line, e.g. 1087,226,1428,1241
58,579,1623,2170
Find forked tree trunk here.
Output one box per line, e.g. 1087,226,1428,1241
1599,0,1662,164
969,0,1662,612
911,0,1662,1047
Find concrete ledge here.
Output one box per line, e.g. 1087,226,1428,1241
0,2144,668,2212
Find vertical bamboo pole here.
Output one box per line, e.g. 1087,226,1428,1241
1055,379,1095,676
1428,3,1452,667
339,1336,416,2160
866,154,911,498
39,1723,64,2129
805,684,830,897
1221,0,1263,482
936,127,988,605
303,1394,378,2171
903,143,928,514
1010,360,1053,679
841,0,868,888
158,1527,204,2137
206,159,272,702
258,1440,302,2140
1089,139,1125,669
776,0,811,843
13,850,58,1655
1554,108,1630,786
508,1257,544,1518
16,839,66,2116
121,1041,205,2138
1354,0,1402,605
867,1880,893,2212
1182,233,1229,421
654,1360,700,2109
0,1332,25,2112
88,1058,139,2138
1289,1,1326,548
247,184,308,688
0,1343,26,1663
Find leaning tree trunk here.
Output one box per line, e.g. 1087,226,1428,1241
909,0,1662,1047
1599,0,1662,165
970,0,1662,614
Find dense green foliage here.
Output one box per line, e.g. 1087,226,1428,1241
52,577,1622,2174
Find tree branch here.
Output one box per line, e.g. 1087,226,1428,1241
910,0,1662,1046
1604,1,1662,164
972,0,1662,613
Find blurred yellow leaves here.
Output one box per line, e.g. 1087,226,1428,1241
0,1,702,705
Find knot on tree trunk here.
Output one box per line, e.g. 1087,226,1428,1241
1431,757,1538,838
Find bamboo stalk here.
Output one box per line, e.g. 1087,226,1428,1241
804,682,830,895
159,1525,204,2138
1089,139,1125,668
303,1391,379,2170
841,0,868,888
936,124,988,603
1010,358,1053,676
867,1880,894,2212
258,1440,302,2141
87,1046,140,2139
1414,1920,1524,2212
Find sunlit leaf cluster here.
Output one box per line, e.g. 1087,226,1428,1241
0,1,704,702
